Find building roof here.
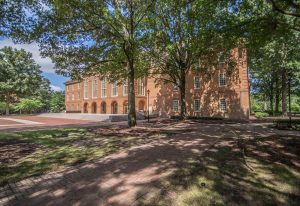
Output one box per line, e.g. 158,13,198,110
64,80,81,85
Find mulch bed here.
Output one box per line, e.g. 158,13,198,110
0,140,39,164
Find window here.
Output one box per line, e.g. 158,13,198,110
138,78,145,96
112,102,118,114
77,92,80,100
194,76,200,89
194,99,200,112
84,79,88,99
101,77,107,97
173,84,179,91
101,102,106,114
71,94,74,101
78,83,80,89
67,94,69,101
124,102,128,114
66,85,69,91
92,78,98,98
172,100,179,112
112,81,118,96
77,103,80,111
220,99,227,112
219,73,226,86
71,84,74,91
123,79,128,96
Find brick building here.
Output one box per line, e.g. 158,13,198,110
65,48,250,120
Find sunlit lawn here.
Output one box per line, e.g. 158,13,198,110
0,126,162,186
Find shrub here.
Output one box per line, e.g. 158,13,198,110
255,112,269,118
187,116,224,120
170,116,224,120
14,98,44,114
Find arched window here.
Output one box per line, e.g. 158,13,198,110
123,101,128,114
91,102,97,113
83,103,88,113
101,102,106,114
138,101,145,111
111,101,118,114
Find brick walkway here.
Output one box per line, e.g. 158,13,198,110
0,122,228,206
0,116,102,132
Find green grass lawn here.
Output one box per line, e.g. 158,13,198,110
0,126,162,186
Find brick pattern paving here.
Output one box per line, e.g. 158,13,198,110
3,122,291,206
0,122,228,206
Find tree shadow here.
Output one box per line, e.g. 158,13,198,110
5,122,223,206
139,126,300,205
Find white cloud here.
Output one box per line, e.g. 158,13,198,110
0,39,55,73
50,85,62,92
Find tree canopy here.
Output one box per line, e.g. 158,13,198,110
0,46,44,114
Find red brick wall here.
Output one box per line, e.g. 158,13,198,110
65,48,250,120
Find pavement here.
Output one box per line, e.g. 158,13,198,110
0,115,102,132
1,118,299,206
0,113,148,132
0,122,227,206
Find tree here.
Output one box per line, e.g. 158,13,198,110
34,78,52,112
0,46,43,115
149,0,237,118
50,91,65,113
249,33,300,115
14,98,44,114
3,0,154,127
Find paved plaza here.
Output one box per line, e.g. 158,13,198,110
0,120,299,206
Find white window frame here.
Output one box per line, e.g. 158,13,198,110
138,78,145,96
194,99,200,112
219,73,226,87
220,99,227,112
172,100,179,112
123,79,128,96
194,76,200,89
92,78,98,99
101,77,107,98
84,79,88,99
112,81,118,97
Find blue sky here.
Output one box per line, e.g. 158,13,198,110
0,38,69,91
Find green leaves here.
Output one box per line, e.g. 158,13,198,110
50,91,65,113
0,46,42,97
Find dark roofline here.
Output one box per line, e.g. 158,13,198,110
64,80,81,85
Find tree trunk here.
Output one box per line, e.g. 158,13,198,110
269,81,274,115
127,60,137,127
179,69,186,119
274,73,280,114
281,68,287,116
5,95,10,115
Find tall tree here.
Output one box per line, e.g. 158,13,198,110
3,0,154,127
50,91,65,113
0,46,42,115
250,33,300,115
149,0,236,118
